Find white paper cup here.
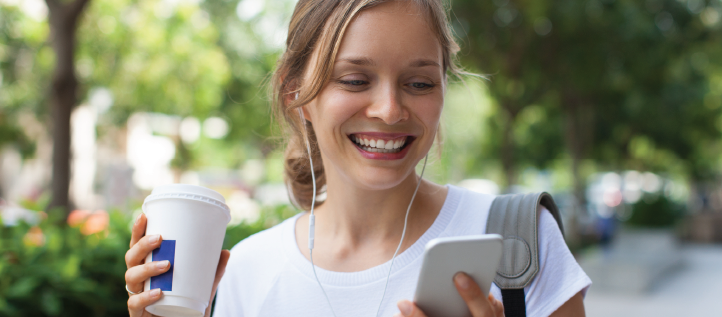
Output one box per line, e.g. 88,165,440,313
142,184,231,317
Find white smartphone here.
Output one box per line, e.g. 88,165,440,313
413,234,503,317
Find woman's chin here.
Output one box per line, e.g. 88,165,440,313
350,168,416,191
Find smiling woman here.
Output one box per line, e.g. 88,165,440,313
274,0,464,211
124,1,590,317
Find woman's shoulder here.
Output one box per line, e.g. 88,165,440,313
226,214,299,268
215,215,302,316
446,185,497,215
435,185,498,236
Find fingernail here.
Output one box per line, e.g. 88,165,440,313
149,235,160,244
156,260,169,269
150,288,161,298
398,300,413,316
134,214,142,225
455,272,470,290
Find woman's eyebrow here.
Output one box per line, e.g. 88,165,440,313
335,57,440,68
408,59,440,68
337,57,375,66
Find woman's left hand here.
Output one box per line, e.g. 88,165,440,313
394,272,504,317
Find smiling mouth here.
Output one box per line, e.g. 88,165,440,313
347,134,415,153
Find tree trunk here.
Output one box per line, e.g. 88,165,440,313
564,107,585,206
562,96,591,246
500,104,517,191
45,0,90,216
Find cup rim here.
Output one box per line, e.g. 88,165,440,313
142,185,231,223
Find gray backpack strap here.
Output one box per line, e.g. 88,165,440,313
486,192,564,289
485,192,563,317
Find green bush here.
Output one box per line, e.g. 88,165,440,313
626,194,684,228
0,205,293,317
0,210,131,316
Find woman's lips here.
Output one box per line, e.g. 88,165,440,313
348,133,415,160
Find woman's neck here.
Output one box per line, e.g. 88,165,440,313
295,167,448,272
317,173,435,241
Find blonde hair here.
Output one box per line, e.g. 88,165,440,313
272,0,464,210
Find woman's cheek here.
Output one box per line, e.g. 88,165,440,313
323,91,368,122
416,96,444,129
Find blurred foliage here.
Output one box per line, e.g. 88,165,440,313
627,194,685,227
0,205,283,316
453,0,722,186
1,0,721,187
0,210,131,316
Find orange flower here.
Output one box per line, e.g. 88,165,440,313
81,210,109,235
68,210,91,227
23,226,45,247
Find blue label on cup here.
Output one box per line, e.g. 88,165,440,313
151,240,175,291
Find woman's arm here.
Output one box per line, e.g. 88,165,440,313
549,291,585,317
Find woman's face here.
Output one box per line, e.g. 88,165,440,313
303,1,445,191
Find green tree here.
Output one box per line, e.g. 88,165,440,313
0,4,51,200
452,0,722,196
44,0,91,214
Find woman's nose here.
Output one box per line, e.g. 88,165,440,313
365,84,409,125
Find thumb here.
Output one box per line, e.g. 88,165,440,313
214,249,231,282
395,300,428,317
204,249,231,317
489,294,504,316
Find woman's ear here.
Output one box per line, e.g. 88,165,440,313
283,89,297,106
293,90,314,124
299,103,313,124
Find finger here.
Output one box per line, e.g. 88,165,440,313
204,250,232,317
453,272,495,317
489,294,504,316
125,260,171,294
128,289,162,317
212,249,231,290
396,300,428,317
125,234,163,268
129,213,147,248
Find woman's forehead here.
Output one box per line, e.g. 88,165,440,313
335,1,443,68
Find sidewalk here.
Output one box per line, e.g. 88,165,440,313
584,244,722,316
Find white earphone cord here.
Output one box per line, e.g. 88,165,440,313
299,108,337,317
375,154,427,317
299,106,428,317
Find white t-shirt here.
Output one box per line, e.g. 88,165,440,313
213,185,591,317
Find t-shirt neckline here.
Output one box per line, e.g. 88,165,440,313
282,184,462,287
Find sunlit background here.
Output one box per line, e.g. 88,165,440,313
1,0,721,315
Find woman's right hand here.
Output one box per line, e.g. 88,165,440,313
394,272,505,317
125,213,231,317
125,213,168,317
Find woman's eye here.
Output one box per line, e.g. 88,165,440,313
339,79,367,86
410,82,434,89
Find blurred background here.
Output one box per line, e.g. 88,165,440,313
1,0,721,315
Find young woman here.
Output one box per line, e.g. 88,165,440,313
125,0,591,316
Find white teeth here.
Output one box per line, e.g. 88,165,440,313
351,135,409,153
